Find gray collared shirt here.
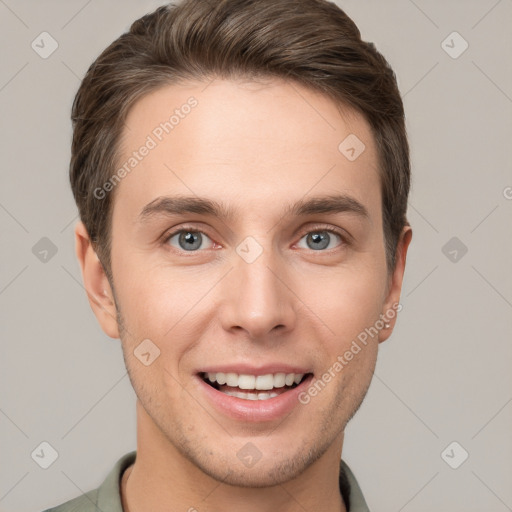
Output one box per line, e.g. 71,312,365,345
43,451,370,511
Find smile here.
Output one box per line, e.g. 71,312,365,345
200,371,311,401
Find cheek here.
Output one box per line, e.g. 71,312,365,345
303,266,385,344
114,264,212,361
113,267,172,342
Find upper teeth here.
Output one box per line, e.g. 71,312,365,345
205,372,305,390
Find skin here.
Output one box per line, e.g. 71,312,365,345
75,78,412,512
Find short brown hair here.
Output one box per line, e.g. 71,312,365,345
70,0,410,281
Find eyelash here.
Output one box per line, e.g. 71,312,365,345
161,224,350,253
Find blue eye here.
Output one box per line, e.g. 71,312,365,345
165,229,214,251
163,225,346,254
296,230,343,251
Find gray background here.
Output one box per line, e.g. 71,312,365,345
1,0,511,511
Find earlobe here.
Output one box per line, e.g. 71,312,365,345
379,225,413,343
74,221,120,339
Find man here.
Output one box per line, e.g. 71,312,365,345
45,0,412,510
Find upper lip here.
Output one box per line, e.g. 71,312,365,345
197,363,312,376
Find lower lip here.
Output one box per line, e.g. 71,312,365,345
196,374,314,422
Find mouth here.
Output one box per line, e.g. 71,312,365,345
199,371,313,401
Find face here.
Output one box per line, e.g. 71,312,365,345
78,78,410,487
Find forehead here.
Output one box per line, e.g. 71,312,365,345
113,78,381,225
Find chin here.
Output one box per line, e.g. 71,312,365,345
187,438,328,488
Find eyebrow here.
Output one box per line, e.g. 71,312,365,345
137,193,369,223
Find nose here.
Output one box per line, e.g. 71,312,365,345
218,244,298,342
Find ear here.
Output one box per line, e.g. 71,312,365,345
379,225,413,343
74,221,120,339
